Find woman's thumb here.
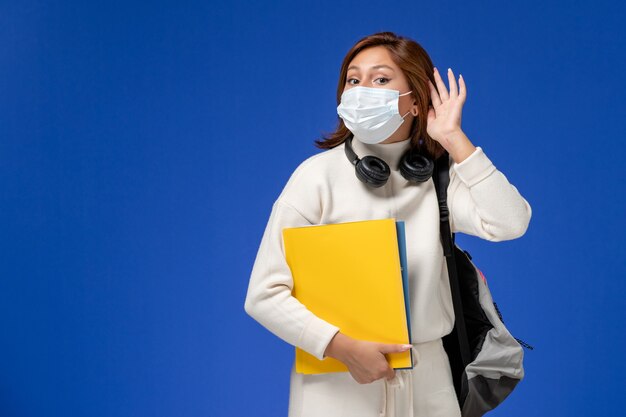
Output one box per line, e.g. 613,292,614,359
379,343,412,354
427,106,436,120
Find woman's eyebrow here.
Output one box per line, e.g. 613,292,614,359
347,64,396,72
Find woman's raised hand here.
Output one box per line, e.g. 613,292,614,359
426,67,467,144
324,332,411,384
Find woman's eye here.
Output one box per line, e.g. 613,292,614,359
347,77,389,85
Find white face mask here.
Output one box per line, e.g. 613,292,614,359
336,86,412,144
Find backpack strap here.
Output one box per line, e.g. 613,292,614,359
434,151,471,369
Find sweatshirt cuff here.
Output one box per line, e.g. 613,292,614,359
298,315,341,361
452,146,497,187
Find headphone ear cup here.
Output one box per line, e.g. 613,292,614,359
399,150,434,183
356,155,390,188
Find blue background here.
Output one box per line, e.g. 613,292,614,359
2,1,625,416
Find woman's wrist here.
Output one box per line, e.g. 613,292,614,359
439,129,476,164
323,331,354,362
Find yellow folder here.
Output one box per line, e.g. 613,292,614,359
282,217,413,375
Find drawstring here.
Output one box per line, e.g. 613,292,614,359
379,345,419,417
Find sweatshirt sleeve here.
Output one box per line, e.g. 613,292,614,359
244,199,341,361
447,146,532,241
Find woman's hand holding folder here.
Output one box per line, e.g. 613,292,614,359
324,331,412,384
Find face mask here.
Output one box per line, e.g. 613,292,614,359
336,86,413,144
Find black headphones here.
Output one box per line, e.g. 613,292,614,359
344,135,434,188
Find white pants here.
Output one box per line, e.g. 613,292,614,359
288,338,462,417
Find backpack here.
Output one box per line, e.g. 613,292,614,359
433,152,533,416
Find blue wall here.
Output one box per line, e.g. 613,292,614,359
2,1,625,416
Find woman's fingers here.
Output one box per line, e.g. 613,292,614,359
433,67,449,101
378,343,412,354
459,74,467,103
346,340,409,384
428,79,442,108
447,68,458,98
432,67,466,106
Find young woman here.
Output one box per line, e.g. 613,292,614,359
244,31,532,417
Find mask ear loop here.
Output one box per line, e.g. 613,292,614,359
399,90,413,119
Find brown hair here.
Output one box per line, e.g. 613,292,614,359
314,31,445,160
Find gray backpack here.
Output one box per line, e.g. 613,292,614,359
433,152,533,416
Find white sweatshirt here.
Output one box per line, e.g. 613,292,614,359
244,135,532,364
